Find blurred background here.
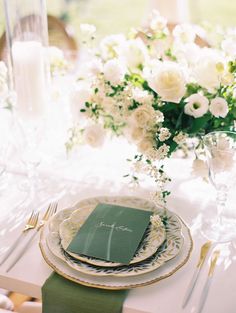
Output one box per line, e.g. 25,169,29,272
0,0,236,43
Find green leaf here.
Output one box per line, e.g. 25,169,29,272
188,114,211,134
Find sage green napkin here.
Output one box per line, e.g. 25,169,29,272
42,273,128,313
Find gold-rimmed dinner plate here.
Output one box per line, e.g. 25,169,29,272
39,196,193,288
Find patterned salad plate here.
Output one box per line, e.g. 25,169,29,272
58,203,166,267
40,196,193,289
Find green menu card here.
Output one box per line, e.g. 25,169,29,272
67,203,152,264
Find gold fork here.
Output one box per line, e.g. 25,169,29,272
6,202,58,272
0,211,39,266
37,202,58,231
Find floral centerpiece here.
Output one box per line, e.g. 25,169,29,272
68,11,236,207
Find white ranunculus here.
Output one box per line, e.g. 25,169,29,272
193,50,225,91
209,97,229,118
83,124,106,148
103,59,126,85
122,38,148,70
184,94,209,118
132,105,155,128
70,83,92,122
100,34,126,60
148,62,186,103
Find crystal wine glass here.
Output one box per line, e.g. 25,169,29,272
202,131,236,242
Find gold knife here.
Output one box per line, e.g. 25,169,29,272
182,241,212,308
196,249,220,313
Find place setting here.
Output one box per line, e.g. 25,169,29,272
39,196,193,289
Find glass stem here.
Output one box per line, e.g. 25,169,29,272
216,185,228,225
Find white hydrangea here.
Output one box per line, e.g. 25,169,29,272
209,97,229,118
184,94,209,118
158,127,171,142
148,61,186,103
103,59,126,86
83,124,106,148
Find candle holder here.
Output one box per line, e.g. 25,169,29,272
3,0,50,121
3,0,51,197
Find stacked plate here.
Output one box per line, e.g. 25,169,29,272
39,196,193,289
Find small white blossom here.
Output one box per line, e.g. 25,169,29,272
103,59,126,86
150,214,163,228
148,10,167,32
158,127,171,142
173,131,187,145
100,34,126,60
209,97,229,118
184,94,209,118
80,24,96,41
173,24,196,44
83,124,106,148
155,110,164,123
122,38,148,70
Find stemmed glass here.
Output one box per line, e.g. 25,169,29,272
201,131,236,242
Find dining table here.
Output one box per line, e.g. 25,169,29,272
0,137,235,313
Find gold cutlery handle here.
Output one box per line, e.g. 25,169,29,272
208,250,220,277
197,241,212,268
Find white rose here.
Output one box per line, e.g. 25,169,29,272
122,38,148,70
103,59,126,85
184,94,209,118
131,105,155,128
100,34,126,60
83,124,106,148
209,97,229,118
148,62,186,103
